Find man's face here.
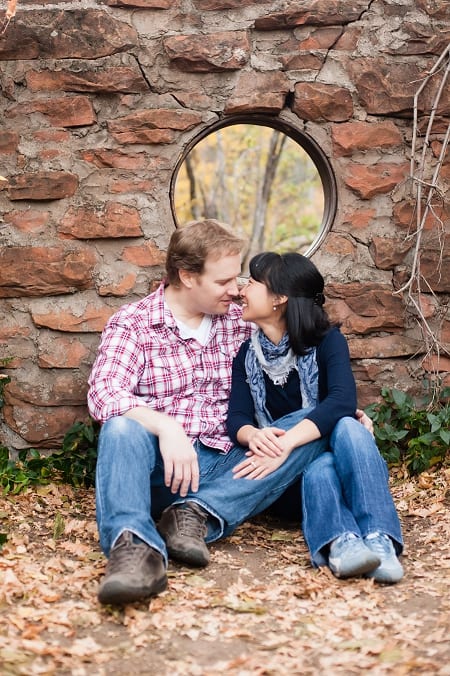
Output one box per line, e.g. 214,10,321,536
190,253,242,315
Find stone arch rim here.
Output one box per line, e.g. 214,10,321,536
169,113,337,258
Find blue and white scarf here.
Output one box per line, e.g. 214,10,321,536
244,329,318,427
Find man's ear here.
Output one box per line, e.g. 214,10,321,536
179,268,196,289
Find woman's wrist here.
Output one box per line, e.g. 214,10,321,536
237,424,258,447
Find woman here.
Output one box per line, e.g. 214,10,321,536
227,252,403,583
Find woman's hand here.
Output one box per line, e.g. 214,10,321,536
247,426,286,457
232,449,289,480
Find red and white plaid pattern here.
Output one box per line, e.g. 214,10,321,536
88,283,252,452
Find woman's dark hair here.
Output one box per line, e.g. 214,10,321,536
249,251,334,355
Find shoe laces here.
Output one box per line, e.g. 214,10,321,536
332,531,357,547
330,532,359,556
338,532,358,545
365,532,393,558
107,531,147,574
176,503,207,538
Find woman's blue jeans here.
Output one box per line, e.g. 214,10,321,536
95,410,328,562
301,416,403,567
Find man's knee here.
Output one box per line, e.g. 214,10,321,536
100,415,148,444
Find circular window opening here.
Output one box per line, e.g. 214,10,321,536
170,115,336,266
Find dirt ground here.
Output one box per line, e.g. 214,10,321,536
0,468,449,675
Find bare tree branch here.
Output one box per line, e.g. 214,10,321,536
395,43,450,399
0,0,17,36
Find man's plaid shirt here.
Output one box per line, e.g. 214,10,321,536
87,283,252,452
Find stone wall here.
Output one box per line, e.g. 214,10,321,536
0,0,449,451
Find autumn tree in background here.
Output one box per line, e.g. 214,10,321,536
174,124,324,269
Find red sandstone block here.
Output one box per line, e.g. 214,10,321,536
254,1,365,29
225,71,290,114
7,171,78,201
59,203,142,239
0,131,19,154
107,0,175,7
348,335,422,359
121,241,166,267
32,306,115,333
4,209,50,233
38,336,91,369
343,162,409,199
368,236,412,270
108,109,202,144
292,82,353,122
7,96,96,127
164,31,250,72
26,66,148,94
332,121,403,157
0,246,96,297
0,9,138,60
3,402,86,446
97,272,138,297
79,149,148,170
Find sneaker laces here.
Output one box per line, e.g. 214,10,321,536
365,532,393,558
176,503,207,539
106,531,147,574
331,531,357,552
337,532,357,545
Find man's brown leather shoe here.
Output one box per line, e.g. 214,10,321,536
98,531,167,605
158,501,210,567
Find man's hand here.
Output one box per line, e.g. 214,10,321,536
124,407,199,496
356,408,374,436
158,426,199,496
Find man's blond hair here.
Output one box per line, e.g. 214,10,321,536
166,219,246,285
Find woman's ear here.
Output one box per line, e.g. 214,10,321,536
273,293,288,307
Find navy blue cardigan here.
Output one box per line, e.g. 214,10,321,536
226,326,357,444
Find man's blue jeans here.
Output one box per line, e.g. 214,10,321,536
301,416,404,567
95,409,327,563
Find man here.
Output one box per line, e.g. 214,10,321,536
88,220,334,605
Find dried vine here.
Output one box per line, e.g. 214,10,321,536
394,43,450,399
0,0,16,35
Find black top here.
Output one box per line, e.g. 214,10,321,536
226,327,357,443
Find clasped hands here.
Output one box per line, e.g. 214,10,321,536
233,426,290,480
232,408,374,481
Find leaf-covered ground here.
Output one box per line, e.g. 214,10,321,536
0,468,449,675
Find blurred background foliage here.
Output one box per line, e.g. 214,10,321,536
174,124,324,269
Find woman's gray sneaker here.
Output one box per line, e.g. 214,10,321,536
364,532,404,583
328,532,381,578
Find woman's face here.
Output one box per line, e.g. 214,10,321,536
240,277,277,324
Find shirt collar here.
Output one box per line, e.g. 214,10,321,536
151,282,176,329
